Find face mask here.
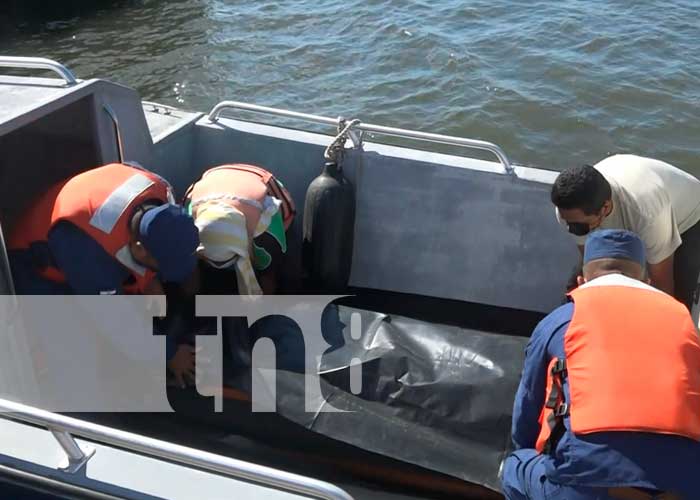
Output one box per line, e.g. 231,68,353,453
567,222,591,236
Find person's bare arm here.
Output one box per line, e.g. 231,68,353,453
648,253,675,295
167,345,196,388
639,197,680,297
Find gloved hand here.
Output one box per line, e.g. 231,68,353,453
167,344,196,388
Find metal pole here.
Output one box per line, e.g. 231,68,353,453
0,56,77,85
206,100,514,175
358,122,513,175
50,430,95,474
209,101,346,127
0,398,353,500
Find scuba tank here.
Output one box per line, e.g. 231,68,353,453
303,161,356,292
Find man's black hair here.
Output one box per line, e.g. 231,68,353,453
129,201,164,238
551,165,612,215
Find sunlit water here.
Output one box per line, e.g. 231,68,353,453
2,0,699,173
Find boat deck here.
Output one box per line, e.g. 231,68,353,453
142,102,202,143
0,76,91,136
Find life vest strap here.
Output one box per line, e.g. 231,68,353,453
542,357,569,455
552,358,567,375
545,359,567,409
190,193,264,211
553,402,569,417
184,165,296,231
265,176,296,230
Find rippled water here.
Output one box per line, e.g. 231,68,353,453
2,0,699,172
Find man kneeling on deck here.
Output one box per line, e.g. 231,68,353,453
502,229,700,500
8,163,201,386
184,163,300,295
180,163,305,373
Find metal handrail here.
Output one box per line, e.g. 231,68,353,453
209,101,340,127
0,398,353,500
0,56,77,86
359,121,513,174
207,100,513,175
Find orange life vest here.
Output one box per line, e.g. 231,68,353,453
9,163,173,294
535,284,700,452
184,164,295,239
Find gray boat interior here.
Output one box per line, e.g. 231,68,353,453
0,68,581,499
0,74,579,316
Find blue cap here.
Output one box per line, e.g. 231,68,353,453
583,229,646,266
139,204,199,283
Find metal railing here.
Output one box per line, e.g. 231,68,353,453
0,56,77,86
207,100,514,175
0,398,354,500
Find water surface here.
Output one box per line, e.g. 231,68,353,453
2,0,699,172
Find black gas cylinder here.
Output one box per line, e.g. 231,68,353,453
302,161,356,292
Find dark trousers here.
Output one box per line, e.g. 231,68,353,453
164,260,308,374
502,449,621,500
674,220,700,309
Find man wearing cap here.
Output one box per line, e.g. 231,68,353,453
8,163,201,386
502,229,700,499
551,154,700,309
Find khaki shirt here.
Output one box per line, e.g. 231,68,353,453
557,154,700,264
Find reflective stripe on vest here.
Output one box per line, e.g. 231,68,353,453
535,284,700,452
8,163,169,293
184,164,295,236
89,174,155,234
115,244,147,277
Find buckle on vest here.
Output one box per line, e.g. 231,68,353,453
551,359,567,376
545,384,560,409
553,403,569,417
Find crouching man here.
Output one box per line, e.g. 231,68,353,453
177,163,305,373
502,230,700,499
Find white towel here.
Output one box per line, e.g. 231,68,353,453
194,201,268,295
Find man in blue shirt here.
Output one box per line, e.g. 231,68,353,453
10,202,200,388
502,230,700,500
